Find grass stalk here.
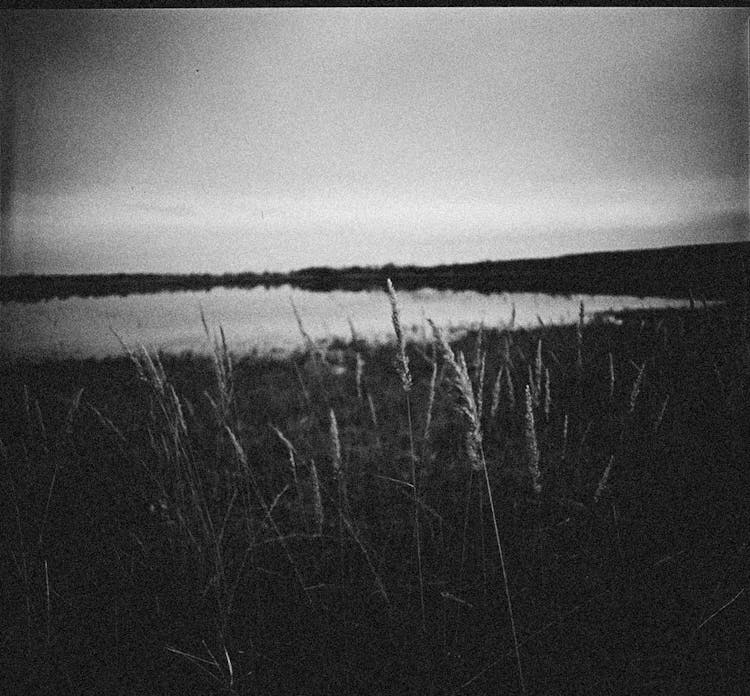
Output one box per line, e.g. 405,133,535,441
480,443,526,695
534,339,543,405
576,301,584,382
490,364,504,420
429,318,526,694
329,408,347,579
387,279,425,630
355,352,365,403
423,356,438,445
308,458,324,536
524,385,542,495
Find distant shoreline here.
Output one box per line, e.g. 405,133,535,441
1,240,747,303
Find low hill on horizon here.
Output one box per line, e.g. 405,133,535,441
1,239,748,303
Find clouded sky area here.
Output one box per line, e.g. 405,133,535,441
1,8,748,275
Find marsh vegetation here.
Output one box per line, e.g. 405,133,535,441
2,282,749,694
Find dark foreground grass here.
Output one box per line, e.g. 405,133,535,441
2,293,749,695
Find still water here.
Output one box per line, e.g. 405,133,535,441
0,285,692,360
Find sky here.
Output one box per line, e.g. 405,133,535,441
1,7,748,275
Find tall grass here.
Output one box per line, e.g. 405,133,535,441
387,278,425,630
3,286,749,695
429,318,526,693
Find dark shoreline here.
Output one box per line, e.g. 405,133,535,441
2,240,747,303
0,302,704,368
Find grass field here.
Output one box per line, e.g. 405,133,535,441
2,285,749,695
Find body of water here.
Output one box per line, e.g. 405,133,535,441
0,285,693,360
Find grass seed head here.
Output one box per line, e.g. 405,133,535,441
329,408,342,474
505,363,516,409
629,362,646,413
423,358,438,443
524,385,541,494
594,455,614,503
490,365,504,419
475,349,486,421
535,339,543,401
527,364,536,406
386,279,413,392
473,323,484,373
429,319,484,470
308,459,324,535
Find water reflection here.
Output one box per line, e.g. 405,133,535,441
0,285,692,360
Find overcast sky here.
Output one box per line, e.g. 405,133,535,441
1,8,748,275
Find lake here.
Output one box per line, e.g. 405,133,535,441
0,285,693,361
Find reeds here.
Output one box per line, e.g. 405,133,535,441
355,352,365,403
505,359,516,409
226,426,312,606
308,459,324,536
270,424,305,527
423,356,438,444
576,301,584,380
428,320,483,470
629,362,646,414
476,349,487,422
386,278,424,629
291,297,318,358
534,339,543,405
654,394,670,434
490,364,504,420
10,287,737,695
291,296,329,388
524,385,542,495
201,309,235,425
329,408,342,476
593,455,614,504
429,317,526,694
387,278,413,393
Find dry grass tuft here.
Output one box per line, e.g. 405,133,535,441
429,319,483,470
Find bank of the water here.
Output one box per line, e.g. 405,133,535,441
0,285,694,361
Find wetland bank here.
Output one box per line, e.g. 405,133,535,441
2,275,749,694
